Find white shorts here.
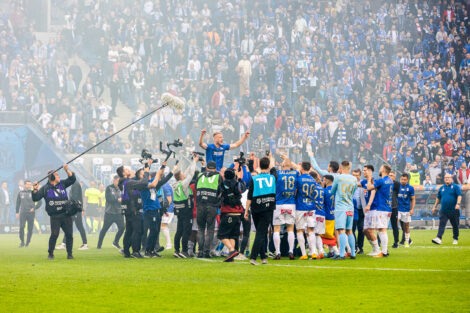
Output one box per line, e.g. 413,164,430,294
398,211,411,223
364,210,375,230
192,218,198,231
273,204,296,226
162,212,174,224
375,211,391,229
295,211,316,230
315,215,326,235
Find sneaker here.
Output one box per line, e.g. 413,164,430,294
404,242,410,248
151,251,162,258
112,242,121,250
453,240,458,245
367,250,380,256
119,249,125,255
131,252,144,259
268,251,275,258
19,242,25,248
188,250,195,258
197,251,204,258
173,252,181,258
25,243,29,247
156,246,164,253
373,252,384,258
96,245,101,249
331,255,345,261
317,254,324,259
180,251,190,258
144,251,153,258
311,254,317,260
345,252,351,258
383,252,389,257
357,249,364,255
409,239,413,246
56,243,66,250
289,253,295,260
350,255,356,260
399,240,405,246
48,254,54,260
392,243,398,248
432,237,442,245
274,254,281,260
78,244,89,250
250,259,259,266
299,255,309,260
123,254,132,258
326,252,335,258
67,255,74,260
234,254,248,260
210,250,220,257
223,251,239,262
261,259,268,264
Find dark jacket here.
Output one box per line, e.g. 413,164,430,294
16,190,42,214
105,184,122,214
32,173,76,216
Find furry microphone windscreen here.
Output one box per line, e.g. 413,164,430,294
161,93,186,112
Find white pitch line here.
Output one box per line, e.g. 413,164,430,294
411,246,470,249
194,258,470,273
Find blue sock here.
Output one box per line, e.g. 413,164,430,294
339,233,347,257
348,234,356,257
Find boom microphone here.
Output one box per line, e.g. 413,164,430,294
37,93,186,183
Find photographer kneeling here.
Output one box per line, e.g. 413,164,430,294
32,164,76,260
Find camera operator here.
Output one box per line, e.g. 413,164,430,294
219,166,247,262
199,129,250,171
15,180,42,247
97,175,125,249
141,162,177,257
117,160,152,258
172,154,199,258
196,161,223,258
32,164,76,260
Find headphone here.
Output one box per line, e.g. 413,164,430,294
49,171,55,182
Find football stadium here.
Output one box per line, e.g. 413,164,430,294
0,0,469,312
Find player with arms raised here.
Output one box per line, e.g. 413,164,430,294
331,161,357,260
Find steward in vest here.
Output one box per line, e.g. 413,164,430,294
32,164,76,260
16,180,42,247
172,155,199,258
195,161,223,258
409,171,421,186
117,160,152,258
218,167,247,262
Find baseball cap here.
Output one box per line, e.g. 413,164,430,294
207,161,217,170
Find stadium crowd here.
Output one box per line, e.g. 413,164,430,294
1,0,470,186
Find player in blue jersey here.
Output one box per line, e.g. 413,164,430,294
361,165,380,256
311,171,325,259
365,164,393,258
322,175,339,257
272,157,298,260
331,161,357,260
397,173,415,248
199,129,250,171
295,162,318,260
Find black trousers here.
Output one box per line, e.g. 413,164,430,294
437,210,460,240
63,213,87,245
174,208,192,253
391,207,400,244
123,213,143,255
196,204,218,254
49,214,73,256
250,210,273,260
353,209,364,250
19,211,35,244
97,213,125,247
142,210,160,253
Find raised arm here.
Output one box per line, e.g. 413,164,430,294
199,129,208,150
230,130,250,149
308,152,329,177
61,164,76,188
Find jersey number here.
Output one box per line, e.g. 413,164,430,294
282,176,295,190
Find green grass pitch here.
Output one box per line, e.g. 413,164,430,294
0,229,469,312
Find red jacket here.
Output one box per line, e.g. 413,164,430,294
190,183,197,219
458,168,470,184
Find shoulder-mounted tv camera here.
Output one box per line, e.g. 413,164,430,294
139,149,159,168
160,139,183,162
234,152,246,166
